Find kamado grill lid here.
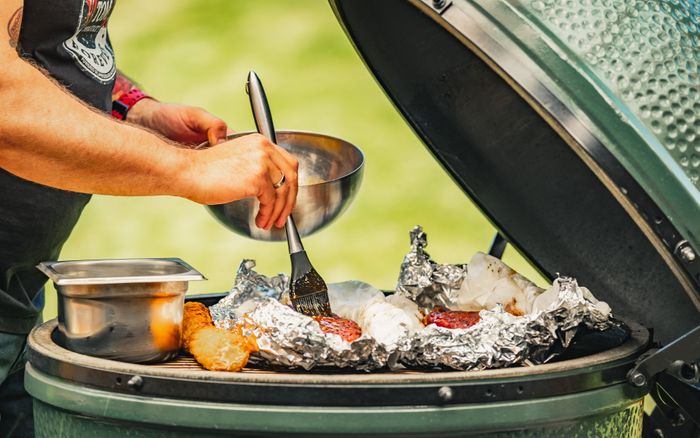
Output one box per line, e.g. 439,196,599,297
330,0,700,343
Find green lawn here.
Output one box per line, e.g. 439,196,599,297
44,0,546,319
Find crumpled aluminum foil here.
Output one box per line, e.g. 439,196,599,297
326,282,423,369
242,298,378,370
396,226,467,309
208,227,618,371
209,259,287,325
209,260,380,370
396,226,617,370
405,276,616,370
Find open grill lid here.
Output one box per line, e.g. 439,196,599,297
330,0,700,344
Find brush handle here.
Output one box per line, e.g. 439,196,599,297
285,216,304,254
246,71,277,144
246,71,304,254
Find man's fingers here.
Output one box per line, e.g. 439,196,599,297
267,170,289,230
267,148,298,228
255,182,276,230
276,167,297,229
207,129,219,146
205,121,228,145
271,146,299,228
206,127,235,147
278,180,298,228
187,108,228,144
276,146,298,169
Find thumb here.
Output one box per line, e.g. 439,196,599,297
187,107,228,145
206,121,228,145
207,127,223,146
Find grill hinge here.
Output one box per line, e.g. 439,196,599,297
627,325,700,432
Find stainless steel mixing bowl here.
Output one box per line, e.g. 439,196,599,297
206,130,364,241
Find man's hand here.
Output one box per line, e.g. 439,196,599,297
128,98,229,146
128,101,301,229
180,133,299,229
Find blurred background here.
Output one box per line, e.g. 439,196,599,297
43,0,546,319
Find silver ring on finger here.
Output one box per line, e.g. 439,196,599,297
273,173,286,189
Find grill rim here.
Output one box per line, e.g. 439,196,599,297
25,363,647,435
28,318,650,406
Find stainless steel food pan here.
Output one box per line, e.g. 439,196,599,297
37,258,206,363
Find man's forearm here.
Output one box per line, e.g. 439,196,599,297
0,2,192,198
0,62,191,197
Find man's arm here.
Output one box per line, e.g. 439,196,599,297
0,1,297,230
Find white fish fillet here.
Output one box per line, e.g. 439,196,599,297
455,252,544,314
328,281,423,347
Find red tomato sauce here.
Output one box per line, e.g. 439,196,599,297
423,308,481,329
313,316,362,342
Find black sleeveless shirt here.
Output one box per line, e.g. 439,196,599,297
0,0,116,333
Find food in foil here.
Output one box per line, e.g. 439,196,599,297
209,259,289,321
240,297,376,370
396,227,542,314
454,251,542,315
395,226,467,310
209,262,422,370
204,226,617,371
328,281,423,368
396,226,616,370
313,316,362,342
182,302,258,371
423,308,481,329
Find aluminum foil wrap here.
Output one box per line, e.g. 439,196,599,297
396,226,617,370
396,226,467,309
209,260,384,370
242,298,378,370
209,259,288,325
208,226,617,371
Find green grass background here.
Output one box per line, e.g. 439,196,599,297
43,0,546,319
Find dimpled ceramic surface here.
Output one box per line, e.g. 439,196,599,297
32,397,644,437
457,0,700,253
487,402,644,437
525,0,700,187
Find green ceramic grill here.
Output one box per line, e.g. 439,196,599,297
25,1,700,436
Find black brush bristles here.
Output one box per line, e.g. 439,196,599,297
289,251,332,317
291,292,332,317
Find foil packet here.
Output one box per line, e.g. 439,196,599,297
209,259,288,326
396,226,617,370
209,260,408,370
395,226,467,310
241,297,378,370
209,226,617,371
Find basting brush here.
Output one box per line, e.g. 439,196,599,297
246,71,332,317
